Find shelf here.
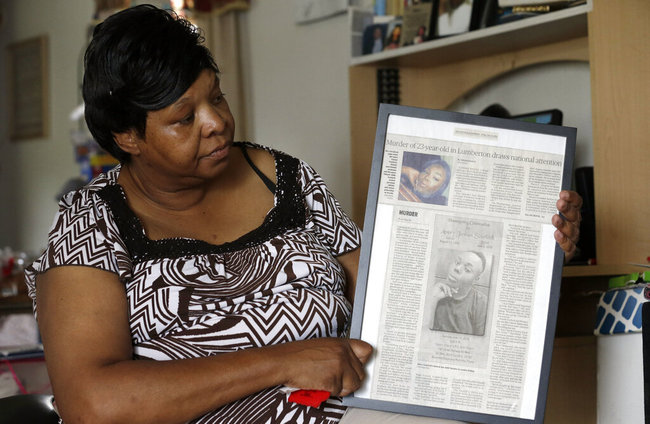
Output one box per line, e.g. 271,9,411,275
350,0,650,278
562,263,648,278
0,293,32,313
350,2,592,68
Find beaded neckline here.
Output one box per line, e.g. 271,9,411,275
97,142,306,263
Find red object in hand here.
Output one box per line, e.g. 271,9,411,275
1,257,15,277
288,389,331,408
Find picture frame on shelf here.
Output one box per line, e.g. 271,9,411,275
6,35,49,141
399,1,436,47
362,23,389,55
476,0,500,29
435,0,483,37
383,19,403,51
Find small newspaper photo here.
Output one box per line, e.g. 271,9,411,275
345,104,576,424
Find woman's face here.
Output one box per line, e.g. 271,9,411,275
414,163,446,196
131,69,235,183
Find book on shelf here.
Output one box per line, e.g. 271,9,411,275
511,4,571,13
497,0,583,6
495,1,584,24
375,0,405,17
386,0,405,17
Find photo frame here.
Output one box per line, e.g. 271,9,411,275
343,104,576,423
383,19,403,51
6,35,49,141
399,1,435,47
362,23,388,55
435,0,482,37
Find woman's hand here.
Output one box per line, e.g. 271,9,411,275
401,166,420,186
552,190,583,263
275,338,373,397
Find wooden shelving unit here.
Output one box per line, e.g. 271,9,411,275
350,2,590,68
348,5,649,420
348,0,650,279
562,264,648,278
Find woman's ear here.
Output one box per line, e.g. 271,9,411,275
113,130,141,156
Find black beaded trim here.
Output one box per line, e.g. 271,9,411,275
96,142,306,264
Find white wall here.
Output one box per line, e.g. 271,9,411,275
450,61,593,171
0,0,354,254
238,2,353,210
0,0,94,253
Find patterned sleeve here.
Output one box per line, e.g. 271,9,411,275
24,188,129,302
299,160,362,256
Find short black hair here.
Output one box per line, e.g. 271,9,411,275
82,4,219,162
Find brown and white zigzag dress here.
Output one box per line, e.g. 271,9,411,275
25,142,362,423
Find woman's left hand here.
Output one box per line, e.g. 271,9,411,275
552,190,583,263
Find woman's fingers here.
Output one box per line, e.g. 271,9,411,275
349,339,373,364
553,190,583,262
556,190,582,225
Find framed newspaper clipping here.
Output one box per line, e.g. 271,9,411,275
344,104,576,424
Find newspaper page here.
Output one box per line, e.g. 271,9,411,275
353,113,569,421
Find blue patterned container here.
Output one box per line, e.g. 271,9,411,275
594,285,646,335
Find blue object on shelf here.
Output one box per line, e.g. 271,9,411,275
594,285,647,335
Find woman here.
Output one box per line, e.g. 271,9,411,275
25,5,582,424
399,156,451,205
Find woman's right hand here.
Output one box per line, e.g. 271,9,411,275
273,338,373,397
401,166,419,186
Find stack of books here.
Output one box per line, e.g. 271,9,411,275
496,0,586,24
